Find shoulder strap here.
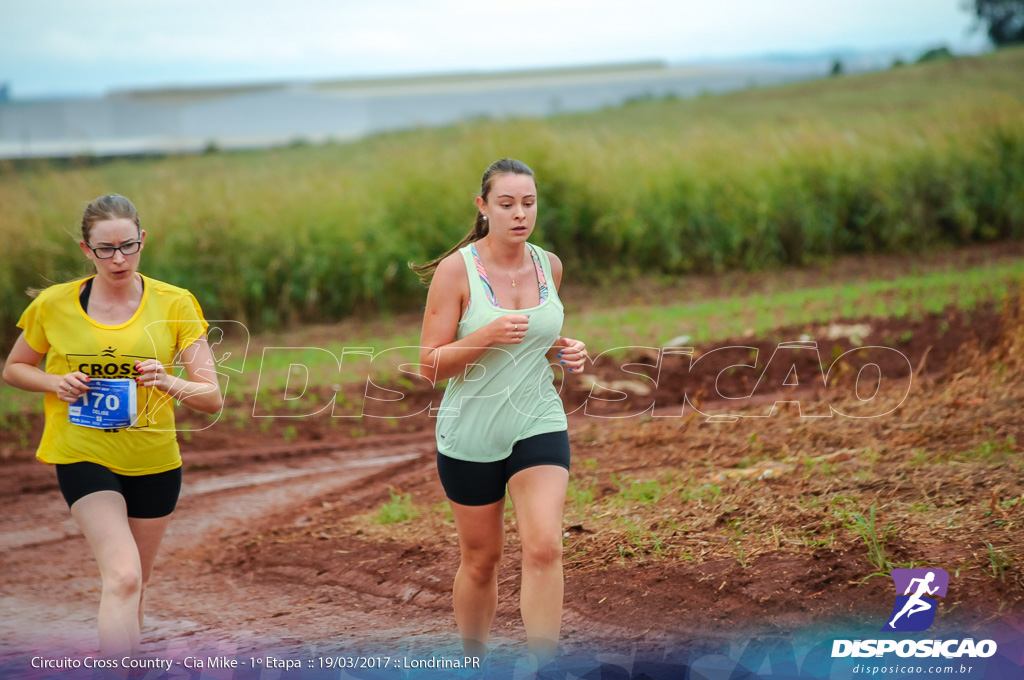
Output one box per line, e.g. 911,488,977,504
459,244,486,305
528,243,554,301
467,243,501,308
79,277,94,311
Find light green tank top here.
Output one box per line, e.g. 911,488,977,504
435,242,568,462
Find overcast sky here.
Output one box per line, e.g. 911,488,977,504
0,0,987,99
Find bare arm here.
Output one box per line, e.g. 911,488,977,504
542,252,588,373
5,329,222,414
549,251,563,290
419,254,529,384
135,336,223,414
3,333,90,400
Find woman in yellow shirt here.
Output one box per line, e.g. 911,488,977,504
2,195,223,658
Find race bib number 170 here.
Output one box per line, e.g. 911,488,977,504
68,378,138,429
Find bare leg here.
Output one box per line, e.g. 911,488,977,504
449,499,505,658
128,515,173,631
508,465,569,669
70,492,144,657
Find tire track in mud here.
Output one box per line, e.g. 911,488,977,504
0,433,446,657
2,300,1014,660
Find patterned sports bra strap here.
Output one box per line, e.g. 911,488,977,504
469,243,548,310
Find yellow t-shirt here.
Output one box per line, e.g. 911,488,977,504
16,274,209,475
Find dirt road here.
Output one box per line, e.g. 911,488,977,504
2,298,1023,679
0,434,464,659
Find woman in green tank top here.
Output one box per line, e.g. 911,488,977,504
412,158,588,669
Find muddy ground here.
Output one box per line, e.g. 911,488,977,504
199,302,1024,649
1,246,1022,665
2,301,1021,663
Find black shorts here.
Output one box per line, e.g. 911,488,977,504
437,430,571,506
55,462,182,519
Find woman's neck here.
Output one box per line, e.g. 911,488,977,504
483,237,527,269
91,272,143,303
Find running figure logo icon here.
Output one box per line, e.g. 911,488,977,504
882,568,949,632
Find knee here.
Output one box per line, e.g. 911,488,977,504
522,538,562,570
104,566,143,600
460,548,501,585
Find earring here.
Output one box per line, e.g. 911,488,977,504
482,216,488,221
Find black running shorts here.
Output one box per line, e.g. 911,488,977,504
436,430,571,506
55,461,182,519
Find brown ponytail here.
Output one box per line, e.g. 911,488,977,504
409,158,535,285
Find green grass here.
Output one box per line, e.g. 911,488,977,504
610,474,665,506
570,261,1024,352
985,543,1011,581
252,340,422,391
955,434,1017,463
0,390,40,426
1,257,1019,428
431,501,455,524
373,489,419,525
616,517,670,561
847,505,894,575
2,48,1023,347
566,478,597,514
680,482,721,504
727,518,750,567
249,258,1024,394
219,247,1019,399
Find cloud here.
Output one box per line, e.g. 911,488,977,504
0,0,980,97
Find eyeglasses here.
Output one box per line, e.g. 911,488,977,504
86,240,142,259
